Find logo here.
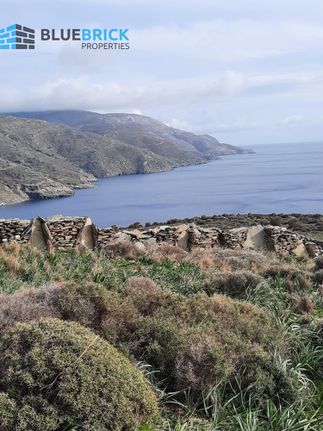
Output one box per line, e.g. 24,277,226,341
41,28,130,50
0,25,130,52
0,24,35,50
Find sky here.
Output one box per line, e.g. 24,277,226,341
1,0,323,145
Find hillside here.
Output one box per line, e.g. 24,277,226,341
12,110,251,162
0,111,251,206
0,232,322,430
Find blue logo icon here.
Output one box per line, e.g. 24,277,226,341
0,24,35,50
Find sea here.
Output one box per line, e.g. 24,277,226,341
0,141,322,227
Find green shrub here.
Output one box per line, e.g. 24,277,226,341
0,319,159,431
0,392,16,429
0,280,293,406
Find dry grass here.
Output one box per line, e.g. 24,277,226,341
0,284,60,331
4,255,21,274
103,241,142,259
148,244,190,263
290,295,315,314
190,247,270,273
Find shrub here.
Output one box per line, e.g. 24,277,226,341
264,266,311,290
193,247,268,272
103,241,142,259
0,281,292,406
148,244,189,263
312,269,323,285
314,256,323,271
0,392,16,429
290,295,315,314
0,284,60,332
0,319,159,431
269,215,282,226
206,271,265,299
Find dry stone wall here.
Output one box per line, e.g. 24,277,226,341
0,216,322,258
0,219,31,244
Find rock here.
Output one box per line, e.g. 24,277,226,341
77,217,97,250
305,242,320,258
244,225,268,251
177,231,190,250
292,241,309,258
133,241,146,253
30,217,51,250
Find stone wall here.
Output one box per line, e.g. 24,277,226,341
0,216,322,258
0,219,31,244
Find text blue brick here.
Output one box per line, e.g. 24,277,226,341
0,45,10,49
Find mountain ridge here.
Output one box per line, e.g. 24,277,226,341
0,111,252,206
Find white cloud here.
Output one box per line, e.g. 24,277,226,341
279,114,304,125
212,119,260,132
166,118,195,132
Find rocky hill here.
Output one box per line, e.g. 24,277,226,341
11,110,250,161
0,111,251,205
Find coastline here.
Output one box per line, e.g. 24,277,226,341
0,151,253,207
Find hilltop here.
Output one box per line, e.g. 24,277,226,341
0,111,251,205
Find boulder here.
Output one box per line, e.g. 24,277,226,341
77,217,97,250
30,217,52,250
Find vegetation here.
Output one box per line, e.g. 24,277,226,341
0,241,322,430
0,319,158,431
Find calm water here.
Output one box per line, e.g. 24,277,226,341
1,142,322,227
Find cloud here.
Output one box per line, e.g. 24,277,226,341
279,114,304,125
2,68,323,114
0,71,250,113
3,0,323,145
212,119,260,133
166,118,195,131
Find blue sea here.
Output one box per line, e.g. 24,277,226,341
0,141,322,227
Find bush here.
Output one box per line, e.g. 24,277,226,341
269,215,282,226
0,392,16,429
313,269,323,285
148,244,189,263
207,271,265,299
0,281,292,406
264,266,310,290
198,247,268,272
103,241,142,259
290,295,315,314
314,256,323,271
0,284,60,332
0,319,159,431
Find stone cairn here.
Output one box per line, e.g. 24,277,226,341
0,216,322,258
